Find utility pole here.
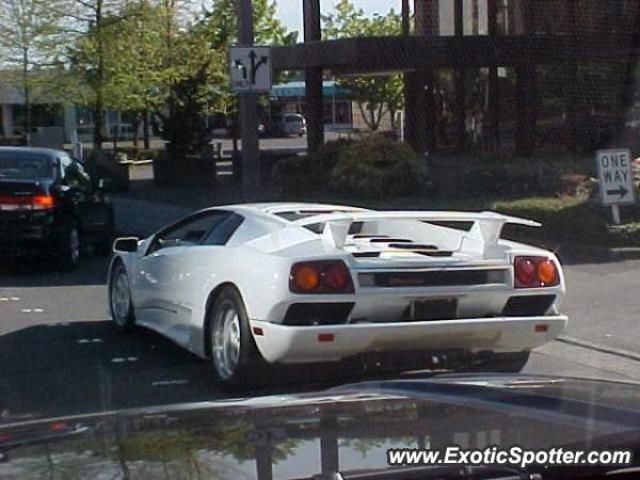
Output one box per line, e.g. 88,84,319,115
237,0,260,200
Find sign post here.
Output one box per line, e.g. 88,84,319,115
233,0,272,201
229,46,272,200
596,148,636,224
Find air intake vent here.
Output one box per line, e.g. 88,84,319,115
283,303,355,326
502,295,556,316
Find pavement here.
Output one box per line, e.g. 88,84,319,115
2,177,640,424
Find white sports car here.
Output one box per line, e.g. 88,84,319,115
108,203,568,385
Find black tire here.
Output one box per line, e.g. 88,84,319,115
465,351,531,373
55,223,81,271
109,261,136,332
208,287,265,387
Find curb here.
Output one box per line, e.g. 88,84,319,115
119,159,154,166
557,335,640,362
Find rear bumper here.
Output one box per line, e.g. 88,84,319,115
250,315,568,364
0,227,55,257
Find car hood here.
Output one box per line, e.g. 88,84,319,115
2,374,640,479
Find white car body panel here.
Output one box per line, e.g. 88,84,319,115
108,203,568,364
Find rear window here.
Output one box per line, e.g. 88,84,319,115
276,210,342,221
0,152,54,179
286,116,303,123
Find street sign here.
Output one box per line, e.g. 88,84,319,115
596,148,636,206
229,46,272,93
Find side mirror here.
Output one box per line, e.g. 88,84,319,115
113,237,139,253
97,178,112,191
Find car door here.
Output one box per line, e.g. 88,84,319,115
59,155,110,245
170,213,246,332
134,210,232,343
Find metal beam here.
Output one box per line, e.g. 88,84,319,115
487,0,500,152
454,0,466,151
303,0,324,153
402,0,411,35
237,0,260,199
272,34,630,73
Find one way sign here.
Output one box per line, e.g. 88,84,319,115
229,46,272,93
596,148,636,206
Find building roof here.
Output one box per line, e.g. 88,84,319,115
270,81,349,98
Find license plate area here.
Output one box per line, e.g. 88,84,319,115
410,298,458,321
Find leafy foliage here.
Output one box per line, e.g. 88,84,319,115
274,137,429,198
155,0,293,154
273,138,355,196
331,136,429,197
322,0,404,131
0,0,65,134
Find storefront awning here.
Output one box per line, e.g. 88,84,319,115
270,81,349,98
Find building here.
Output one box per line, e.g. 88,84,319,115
272,0,640,156
269,80,352,129
0,78,142,144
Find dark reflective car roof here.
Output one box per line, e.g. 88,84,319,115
2,375,640,479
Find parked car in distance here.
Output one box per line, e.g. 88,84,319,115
108,203,567,387
267,113,307,137
209,115,266,138
0,147,115,270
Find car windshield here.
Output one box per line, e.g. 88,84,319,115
0,152,53,179
3,1,640,479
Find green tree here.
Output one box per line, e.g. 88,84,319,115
64,0,128,149
103,1,169,148
0,0,63,138
156,0,295,154
322,0,404,131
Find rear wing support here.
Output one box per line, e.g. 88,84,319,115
293,211,541,252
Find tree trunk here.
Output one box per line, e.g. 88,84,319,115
93,0,105,150
93,95,104,151
22,49,31,145
472,0,479,34
390,109,397,129
143,109,150,149
357,102,377,131
131,113,141,149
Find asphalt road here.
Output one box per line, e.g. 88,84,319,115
2,198,640,424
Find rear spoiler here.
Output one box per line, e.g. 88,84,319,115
292,211,540,250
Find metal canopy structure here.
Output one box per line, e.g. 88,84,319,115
273,34,630,73
271,0,640,157
269,81,349,98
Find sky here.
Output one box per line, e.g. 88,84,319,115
276,0,404,35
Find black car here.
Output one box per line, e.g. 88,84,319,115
0,147,114,270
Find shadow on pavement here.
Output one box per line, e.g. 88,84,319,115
0,256,110,288
0,320,376,423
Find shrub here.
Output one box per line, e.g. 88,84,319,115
331,137,429,197
494,195,610,244
459,159,565,198
272,139,354,196
84,149,129,191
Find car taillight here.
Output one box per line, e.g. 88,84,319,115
32,194,55,210
514,256,559,288
290,260,354,294
0,194,54,210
